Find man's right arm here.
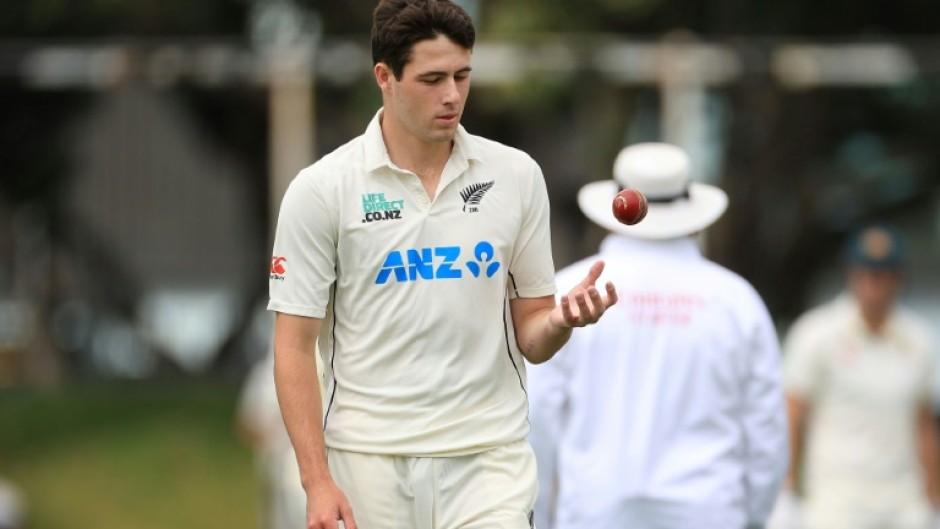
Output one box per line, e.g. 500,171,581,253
273,312,357,529
784,393,809,493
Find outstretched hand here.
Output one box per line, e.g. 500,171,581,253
551,260,617,328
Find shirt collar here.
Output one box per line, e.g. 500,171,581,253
362,108,481,174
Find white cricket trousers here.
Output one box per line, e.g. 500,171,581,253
327,439,538,529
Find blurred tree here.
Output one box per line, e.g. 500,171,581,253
478,0,940,36
0,0,247,37
2,0,940,39
0,88,91,387
0,89,85,205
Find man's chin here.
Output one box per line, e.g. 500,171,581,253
427,129,457,144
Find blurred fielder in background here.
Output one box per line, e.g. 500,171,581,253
527,142,788,529
237,346,324,529
773,223,940,529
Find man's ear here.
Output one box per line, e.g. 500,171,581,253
374,62,394,93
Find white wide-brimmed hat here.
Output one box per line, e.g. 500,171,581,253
577,142,728,240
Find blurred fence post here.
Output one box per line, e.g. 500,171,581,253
250,0,322,247
659,31,703,156
656,30,740,188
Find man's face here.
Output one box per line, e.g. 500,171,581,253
848,267,902,319
378,35,471,144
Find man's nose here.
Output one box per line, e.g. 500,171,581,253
441,78,460,104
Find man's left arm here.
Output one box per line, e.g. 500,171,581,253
917,403,940,508
509,260,617,365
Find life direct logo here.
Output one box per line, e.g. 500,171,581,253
375,241,501,284
361,192,404,223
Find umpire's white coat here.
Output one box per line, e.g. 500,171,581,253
527,234,788,529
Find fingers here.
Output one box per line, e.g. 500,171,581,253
560,280,618,328
586,284,605,314
580,260,605,288
557,262,618,328
604,281,618,308
311,512,355,529
306,493,357,529
559,293,575,324
340,505,358,529
574,288,594,324
561,288,597,327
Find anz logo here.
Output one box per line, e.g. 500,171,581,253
375,241,501,284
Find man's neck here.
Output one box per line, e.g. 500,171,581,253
860,309,890,335
384,127,452,172
380,114,453,198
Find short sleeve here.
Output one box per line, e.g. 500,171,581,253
908,316,937,406
506,157,556,299
782,312,828,399
267,169,338,318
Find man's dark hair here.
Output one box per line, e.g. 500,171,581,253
372,0,475,79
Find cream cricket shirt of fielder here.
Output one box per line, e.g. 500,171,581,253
268,110,558,457
783,294,935,506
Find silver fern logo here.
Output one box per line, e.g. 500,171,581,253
459,181,495,212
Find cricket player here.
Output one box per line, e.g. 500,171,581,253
780,223,940,529
267,1,617,528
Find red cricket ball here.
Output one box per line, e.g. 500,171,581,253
612,188,648,225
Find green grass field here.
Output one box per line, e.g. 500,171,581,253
0,380,262,529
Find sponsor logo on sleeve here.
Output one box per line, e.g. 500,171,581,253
270,256,287,281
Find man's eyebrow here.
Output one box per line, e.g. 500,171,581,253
417,67,473,78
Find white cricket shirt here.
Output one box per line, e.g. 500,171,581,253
268,110,557,456
783,294,935,509
527,235,788,529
